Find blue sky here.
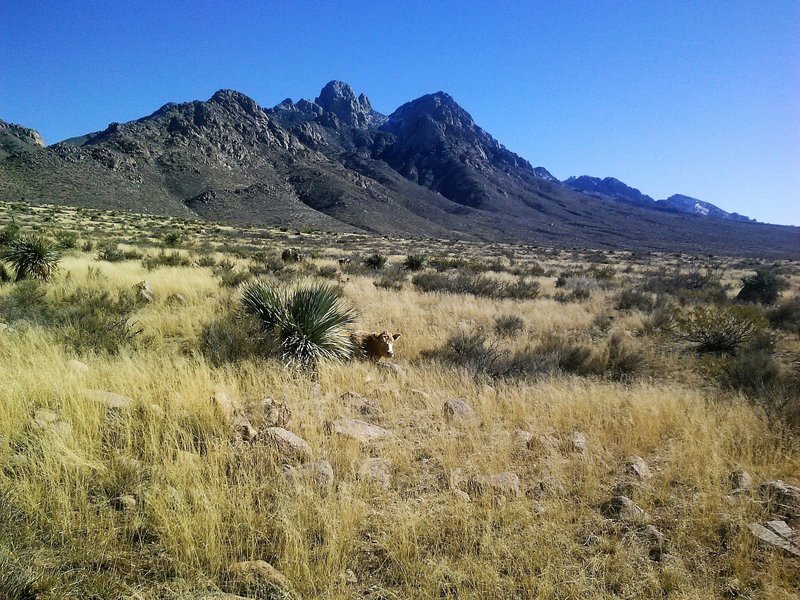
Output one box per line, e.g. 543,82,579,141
1,1,798,225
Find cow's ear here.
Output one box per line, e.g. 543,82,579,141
393,333,401,340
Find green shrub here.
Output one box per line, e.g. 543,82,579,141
374,265,407,291
142,251,191,271
717,349,782,396
495,314,524,337
616,288,655,312
403,254,427,271
163,231,182,247
2,236,60,281
196,255,218,268
0,263,10,283
412,272,539,300
0,223,20,247
676,304,767,353
364,253,388,270
766,297,800,333
97,244,141,262
317,265,339,279
240,281,356,374
646,267,728,304
736,269,786,305
54,230,79,250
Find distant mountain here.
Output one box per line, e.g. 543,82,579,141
563,176,754,223
0,81,796,257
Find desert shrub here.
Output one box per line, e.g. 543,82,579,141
81,240,94,252
97,244,141,262
716,349,783,396
374,265,407,290
587,265,616,281
527,262,546,277
317,265,339,279
766,297,800,333
736,269,786,305
364,253,388,270
601,333,647,381
2,236,60,281
412,272,539,300
196,255,218,268
616,288,655,312
201,306,264,365
646,267,728,304
240,281,356,374
163,231,182,247
404,254,427,271
54,230,79,250
495,314,525,337
640,301,676,335
554,272,571,288
0,263,11,283
142,251,191,271
216,266,252,288
676,304,767,353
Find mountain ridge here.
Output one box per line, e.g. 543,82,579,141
0,81,796,258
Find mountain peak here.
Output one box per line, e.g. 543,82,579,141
208,89,263,116
314,80,376,128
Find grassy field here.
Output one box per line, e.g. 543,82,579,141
0,200,798,599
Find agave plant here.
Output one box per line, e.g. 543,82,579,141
240,281,357,374
404,254,427,271
2,236,61,281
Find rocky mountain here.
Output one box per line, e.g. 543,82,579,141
563,175,755,223
0,81,796,257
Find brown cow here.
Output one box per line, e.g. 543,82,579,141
351,331,401,361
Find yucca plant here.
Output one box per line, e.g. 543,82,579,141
240,281,356,374
364,253,388,270
2,236,61,281
404,254,427,271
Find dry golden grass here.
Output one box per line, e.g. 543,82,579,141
0,201,799,599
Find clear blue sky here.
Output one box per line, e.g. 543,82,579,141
1,1,798,225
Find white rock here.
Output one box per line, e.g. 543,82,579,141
330,419,391,443
443,398,477,423
83,389,133,410
66,360,89,373
263,427,312,462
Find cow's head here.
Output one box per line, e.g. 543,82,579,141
370,331,401,358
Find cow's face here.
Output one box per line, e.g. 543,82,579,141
372,331,401,358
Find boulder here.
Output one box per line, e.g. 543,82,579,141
340,391,379,417
730,469,753,492
228,560,289,591
567,431,588,454
443,398,477,424
377,362,406,376
66,359,89,373
134,280,154,303
527,433,562,455
358,458,391,490
469,472,521,498
211,391,258,442
330,419,391,443
263,427,312,462
760,480,800,517
83,389,133,410
748,521,800,557
601,495,648,523
262,397,291,427
629,456,652,481
111,494,137,511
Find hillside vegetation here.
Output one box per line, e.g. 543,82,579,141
1,200,799,599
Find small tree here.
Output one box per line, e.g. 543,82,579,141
2,236,61,281
736,269,786,305
676,304,766,353
240,281,356,375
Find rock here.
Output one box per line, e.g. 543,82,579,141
134,280,154,303
748,522,800,557
32,409,59,428
310,459,335,495
330,419,391,444
83,389,133,410
111,494,137,511
263,427,312,462
211,391,238,421
147,403,165,418
469,472,521,498
601,495,648,523
641,524,667,560
377,362,406,376
452,489,472,502
443,398,477,423
730,469,752,492
0,323,8,333
228,560,289,591
358,458,391,490
169,293,188,305
514,429,534,447
66,359,89,373
340,569,358,584
315,80,378,129
527,433,561,455
340,391,379,417
211,391,258,442
760,480,800,517
262,397,291,427
629,456,652,480
567,431,588,454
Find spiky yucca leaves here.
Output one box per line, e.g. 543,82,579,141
2,236,61,281
241,281,357,373
404,254,427,271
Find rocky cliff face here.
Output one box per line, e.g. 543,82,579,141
0,82,794,257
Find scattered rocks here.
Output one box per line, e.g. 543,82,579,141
134,280,154,303
760,480,800,517
748,520,800,557
601,495,648,523
469,472,521,498
66,359,89,373
567,431,588,454
262,397,291,427
358,458,391,490
377,362,406,376
284,459,335,496
83,389,133,411
111,494,137,511
211,390,258,442
629,456,652,481
330,418,391,444
443,398,477,424
228,560,289,591
263,427,312,462
730,469,753,492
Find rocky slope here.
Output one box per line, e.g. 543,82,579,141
0,81,796,257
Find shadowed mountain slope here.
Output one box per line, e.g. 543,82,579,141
0,82,796,257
